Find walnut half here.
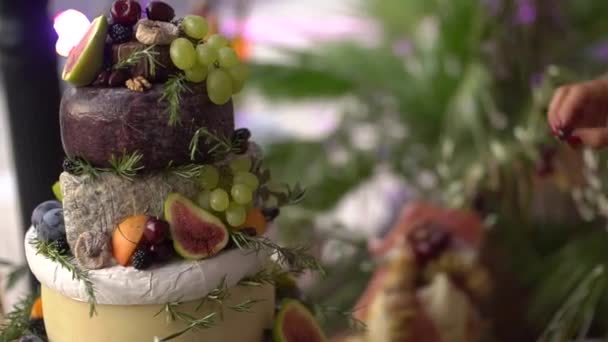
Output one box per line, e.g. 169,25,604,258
126,76,152,92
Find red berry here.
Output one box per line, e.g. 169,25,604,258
149,241,174,262
143,218,170,245
407,222,451,264
111,0,141,25
146,1,175,22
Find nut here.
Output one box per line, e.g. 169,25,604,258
135,19,178,45
74,231,113,270
126,76,152,92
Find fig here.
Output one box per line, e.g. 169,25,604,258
273,299,327,342
164,193,229,260
62,15,109,87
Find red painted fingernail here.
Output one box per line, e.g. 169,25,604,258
567,135,582,147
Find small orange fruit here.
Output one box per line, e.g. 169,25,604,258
112,214,148,266
238,208,267,236
30,297,43,319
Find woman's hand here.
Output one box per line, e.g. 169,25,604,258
547,78,608,148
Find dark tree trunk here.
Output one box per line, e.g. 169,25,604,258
0,1,63,288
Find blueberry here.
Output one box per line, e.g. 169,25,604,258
31,200,62,227
37,208,66,242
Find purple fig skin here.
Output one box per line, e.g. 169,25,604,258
60,83,234,170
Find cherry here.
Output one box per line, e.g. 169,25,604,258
146,1,175,22
149,241,174,262
143,217,169,245
407,222,451,264
111,0,142,25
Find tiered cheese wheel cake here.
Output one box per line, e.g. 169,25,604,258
21,2,324,342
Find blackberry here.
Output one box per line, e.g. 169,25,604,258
54,236,71,255
131,245,151,270
62,158,76,173
109,23,133,44
28,318,46,338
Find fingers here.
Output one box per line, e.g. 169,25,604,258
555,84,589,129
548,85,570,130
571,128,608,148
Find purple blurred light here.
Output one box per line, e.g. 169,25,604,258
515,0,537,25
591,42,608,61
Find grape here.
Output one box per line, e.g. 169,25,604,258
196,190,212,210
206,68,233,105
170,38,196,70
231,184,253,205
217,47,239,68
182,15,208,39
229,157,251,173
206,34,228,51
227,63,248,94
196,44,218,66
226,202,246,226
185,63,208,83
198,165,219,189
233,172,259,190
210,189,230,211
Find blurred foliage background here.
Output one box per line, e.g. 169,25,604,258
246,0,608,340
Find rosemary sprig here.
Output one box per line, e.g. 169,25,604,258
195,276,230,311
231,231,325,276
229,299,266,313
64,157,101,178
168,163,203,179
108,151,144,180
113,44,162,77
314,304,367,332
32,237,97,316
156,294,264,341
160,74,190,126
0,294,37,341
154,301,217,342
238,267,290,287
189,127,240,161
261,182,307,207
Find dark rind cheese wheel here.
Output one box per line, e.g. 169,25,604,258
60,83,234,170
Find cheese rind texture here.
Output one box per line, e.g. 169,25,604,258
60,171,198,248
25,228,265,305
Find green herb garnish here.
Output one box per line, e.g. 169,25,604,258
32,237,97,316
160,74,190,126
113,44,163,77
230,232,325,275
189,127,240,161
108,151,144,180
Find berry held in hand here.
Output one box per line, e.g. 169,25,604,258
407,221,452,264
